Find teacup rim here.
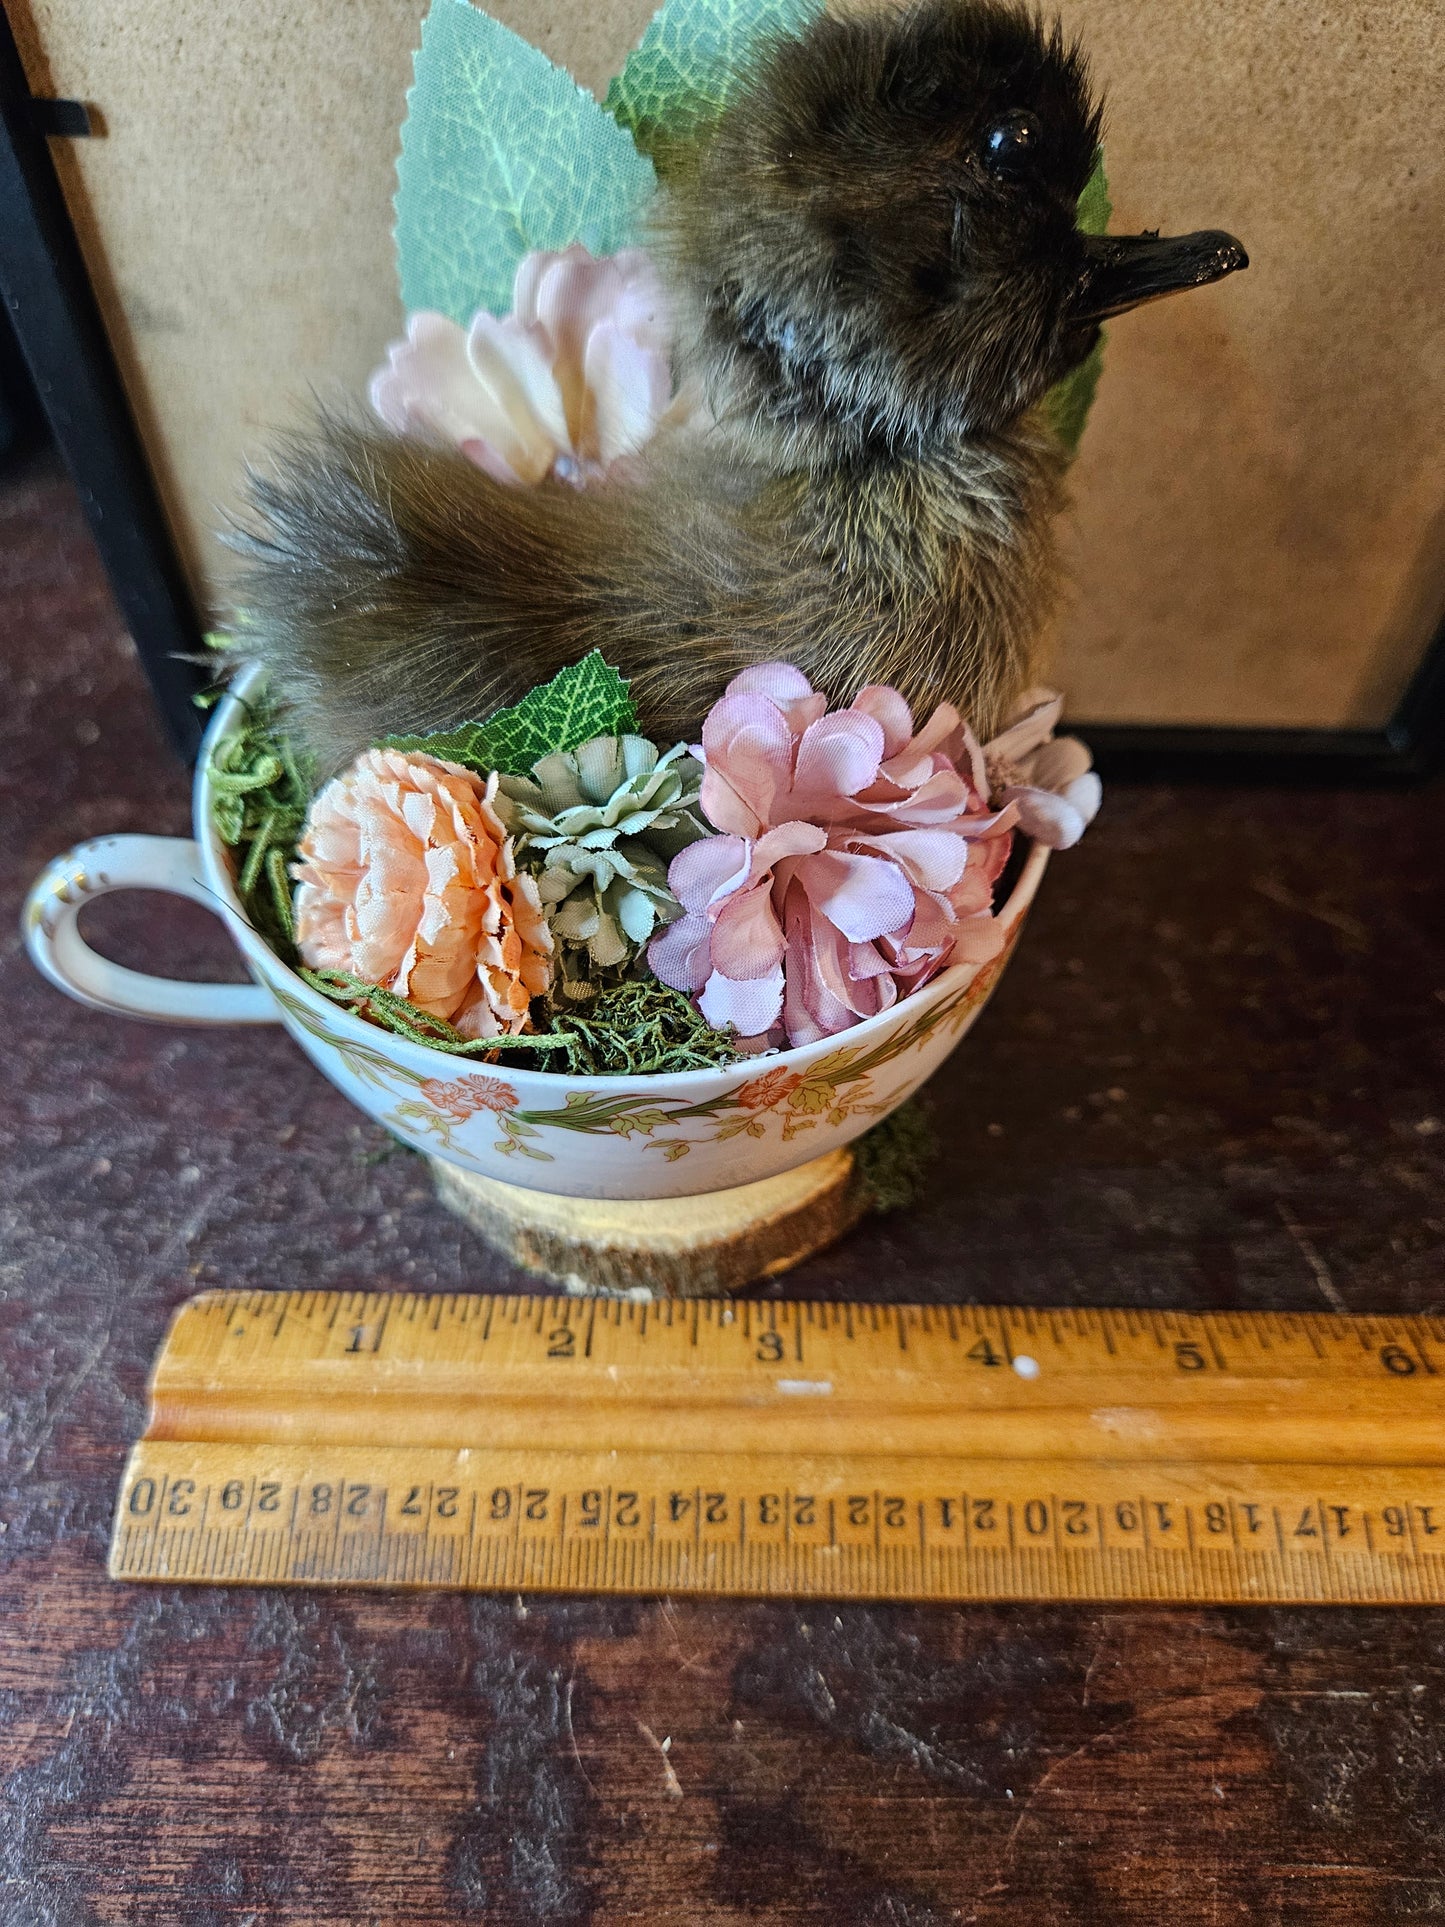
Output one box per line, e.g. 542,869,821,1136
196,664,1048,1093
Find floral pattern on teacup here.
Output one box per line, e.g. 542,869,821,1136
265,906,1024,1171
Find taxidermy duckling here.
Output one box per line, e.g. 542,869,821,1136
234,0,1246,770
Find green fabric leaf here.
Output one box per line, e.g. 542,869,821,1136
1075,150,1111,239
395,0,659,322
1044,336,1105,455
1043,150,1111,459
606,0,824,162
381,652,640,777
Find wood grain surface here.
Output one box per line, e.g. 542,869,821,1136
4,455,1445,1920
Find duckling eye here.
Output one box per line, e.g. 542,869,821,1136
982,110,1042,178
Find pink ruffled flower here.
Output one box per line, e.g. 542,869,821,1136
647,664,1016,1048
983,688,1102,850
369,245,681,486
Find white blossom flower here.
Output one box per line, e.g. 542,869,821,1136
983,688,1102,850
369,245,683,486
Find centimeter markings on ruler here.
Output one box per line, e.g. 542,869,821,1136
108,1292,1445,1603
112,1444,1445,1603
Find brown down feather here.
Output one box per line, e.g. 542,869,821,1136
228,0,1098,772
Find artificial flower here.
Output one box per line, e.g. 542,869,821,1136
368,245,681,486
293,748,552,1038
982,688,1101,849
496,734,711,1000
647,664,1015,1048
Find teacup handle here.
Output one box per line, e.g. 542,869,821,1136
23,834,280,1025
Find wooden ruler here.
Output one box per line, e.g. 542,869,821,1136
110,1292,1445,1603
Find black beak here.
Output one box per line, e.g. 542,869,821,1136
1072,229,1248,323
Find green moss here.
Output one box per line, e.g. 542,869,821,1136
851,1098,937,1215
303,967,747,1078
521,977,746,1074
298,969,511,1053
207,696,313,961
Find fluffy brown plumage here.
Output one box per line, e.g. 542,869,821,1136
230,0,1243,770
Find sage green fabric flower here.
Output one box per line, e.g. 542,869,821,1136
495,734,710,999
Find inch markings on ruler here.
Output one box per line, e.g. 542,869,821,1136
108,1292,1445,1603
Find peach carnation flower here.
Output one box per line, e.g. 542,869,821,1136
369,245,683,487
293,749,552,1039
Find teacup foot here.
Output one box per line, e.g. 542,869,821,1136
430,1150,863,1297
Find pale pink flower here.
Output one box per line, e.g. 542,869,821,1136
647,664,1015,1048
983,688,1101,849
369,245,681,486
293,749,552,1039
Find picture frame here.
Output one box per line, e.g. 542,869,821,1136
2,3,1440,778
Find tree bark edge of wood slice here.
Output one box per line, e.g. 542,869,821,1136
430,1150,862,1297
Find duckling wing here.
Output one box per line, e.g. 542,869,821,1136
230,415,805,768
230,412,1056,769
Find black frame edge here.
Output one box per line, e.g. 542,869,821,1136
1080,610,1445,784
0,6,204,757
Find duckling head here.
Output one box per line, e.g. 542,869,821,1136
665,0,1246,461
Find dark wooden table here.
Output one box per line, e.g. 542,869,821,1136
4,454,1444,1924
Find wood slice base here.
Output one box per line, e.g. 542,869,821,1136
430,1150,863,1298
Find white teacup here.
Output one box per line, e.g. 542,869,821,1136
23,668,1048,1202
